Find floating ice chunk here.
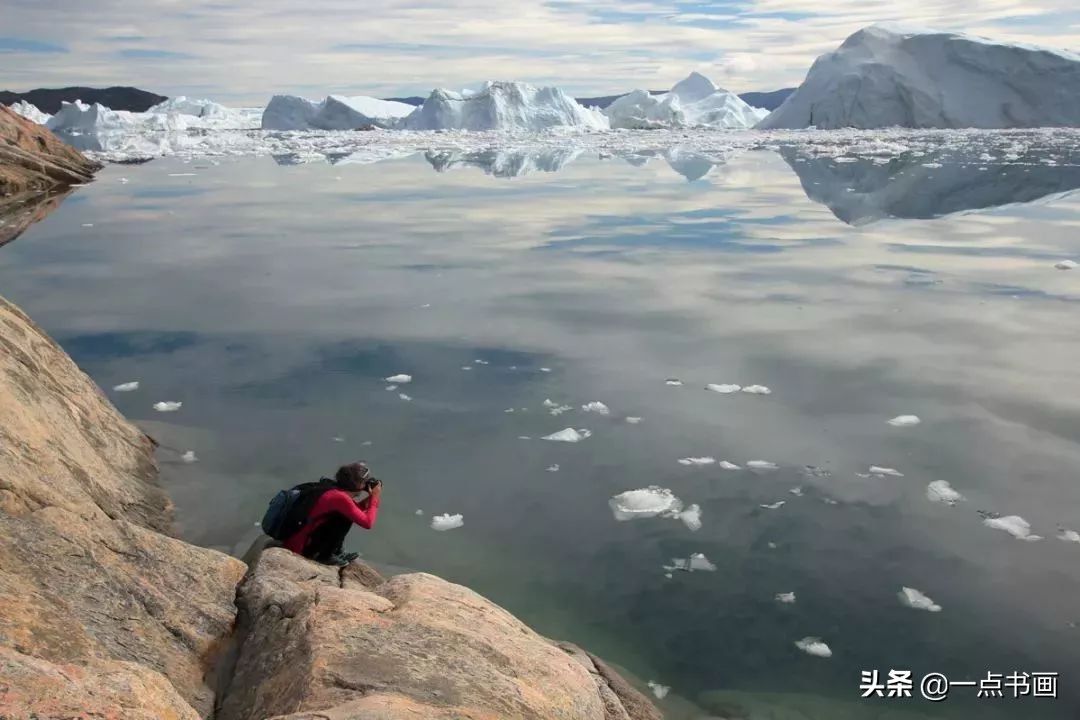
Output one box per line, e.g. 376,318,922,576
361,440,373,446
679,504,702,531
331,437,345,443
168,172,197,177
760,501,786,510
582,401,611,415
81,223,94,228
386,385,398,391
678,457,716,467
789,487,804,497
984,515,1042,541
609,486,682,521
517,436,531,440
1054,260,1078,270
461,366,472,371
399,393,412,402
898,587,942,612
665,553,717,572
926,480,965,505
741,385,772,395
113,381,140,392
775,592,797,604
474,359,489,365
767,542,778,549
647,681,670,700
795,637,832,658
543,398,573,416
119,178,129,184
664,573,673,579
625,416,643,424
540,367,552,372
431,513,464,531
823,498,840,505
869,466,904,477
385,374,413,384
888,415,921,427
415,509,424,516
747,460,778,471
706,383,741,394
1058,529,1080,543
546,464,560,472
718,461,741,470
543,428,591,442
504,408,515,413
153,401,182,412
180,450,198,463
665,378,683,386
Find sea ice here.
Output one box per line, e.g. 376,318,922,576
775,592,797,604
331,437,345,443
747,460,779,471
386,385,398,391
869,466,904,477
665,378,683,386
113,381,140,392
609,487,682,521
474,359,489,365
789,487,804,497
181,450,198,463
1054,260,1078,270
760,501,786,510
898,586,942,612
542,428,591,442
1058,529,1080,543
581,401,611,415
415,509,424,516
431,513,464,531
647,681,670,700
678,457,716,466
398,393,412,402
887,415,921,427
625,416,643,424
679,504,702,531
665,553,717,572
926,480,965,505
385,374,413,383
546,464,560,472
741,385,772,395
706,384,741,394
795,637,833,658
718,461,742,470
983,515,1042,541
540,367,552,372
153,401,182,412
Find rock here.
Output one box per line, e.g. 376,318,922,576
0,105,99,192
220,549,660,720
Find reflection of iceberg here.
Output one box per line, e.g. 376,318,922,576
424,148,583,177
664,148,717,182
781,146,1080,225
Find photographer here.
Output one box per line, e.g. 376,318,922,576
281,462,381,566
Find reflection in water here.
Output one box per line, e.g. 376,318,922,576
0,188,75,247
424,148,584,177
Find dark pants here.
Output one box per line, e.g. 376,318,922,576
303,514,352,563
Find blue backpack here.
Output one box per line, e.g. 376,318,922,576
260,479,333,541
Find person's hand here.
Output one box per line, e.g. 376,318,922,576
369,483,382,502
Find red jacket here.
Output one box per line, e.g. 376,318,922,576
283,487,379,555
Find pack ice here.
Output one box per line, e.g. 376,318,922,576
404,81,609,131
605,72,767,130
759,24,1080,129
261,94,415,130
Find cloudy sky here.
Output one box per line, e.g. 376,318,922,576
3,0,1079,104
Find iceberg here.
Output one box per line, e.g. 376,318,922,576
898,586,942,612
403,81,609,131
8,100,50,125
759,24,1080,129
794,637,833,658
605,72,767,130
431,513,464,531
261,94,415,131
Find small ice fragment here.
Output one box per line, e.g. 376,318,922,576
180,450,197,463
546,464,560,472
678,457,716,467
461,366,472,371
581,401,611,415
747,460,778,471
517,435,531,440
926,480,965,506
869,466,904,477
420,303,431,308
665,553,716,572
540,367,552,372
679,504,702,531
898,587,942,612
1054,260,1077,270
983,515,1041,541
760,501,786,510
767,542,778,549
664,573,673,579
474,359,489,365
665,378,683,386
361,440,373,446
888,415,921,427
706,383,741,394
795,637,832,658
544,399,573,416
504,408,515,413
1058,529,1080,543
823,498,839,505
153,401,182,412
775,592,796,604
625,416,643,424
415,509,424,516
399,393,412,402
542,428,591,442
718,461,741,470
331,437,345,443
81,223,94,228
119,177,129,184
741,385,772,395
385,374,412,384
609,486,682,521
431,513,464,531
647,681,670,700
113,381,139,392
789,487,804,497
386,385,398,391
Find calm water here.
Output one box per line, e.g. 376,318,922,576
2,142,1079,719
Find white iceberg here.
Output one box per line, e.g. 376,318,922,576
679,504,702,531
404,81,608,131
678,457,716,467
759,24,1080,129
431,513,464,531
869,466,904,477
795,637,833,658
546,464,560,473
153,401,182,412
542,428,591,442
385,374,413,384
775,592,796,604
1058,529,1080,543
760,501,786,510
113,381,140,392
646,681,670,700
605,72,767,130
181,450,198,464
747,460,778,471
926,480,964,505
581,401,611,415
718,461,742,470
625,416,643,424
888,415,921,427
609,486,682,521
261,94,414,130
983,515,1042,541
665,552,716,572
8,100,50,124
665,378,683,386
898,586,942,612
706,383,741,394
741,385,772,395
398,393,412,402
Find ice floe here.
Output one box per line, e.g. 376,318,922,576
385,373,412,383
983,515,1041,541
180,450,198,464
542,428,591,442
741,385,772,395
1054,260,1077,270
926,480,965,505
609,486,682,521
415,509,424,516
398,393,412,402
747,460,779,471
664,552,717,572
678,457,716,467
887,415,921,427
795,637,833,658
1058,528,1080,543
386,385,398,392
625,416,643,424
647,681,670,700
581,401,611,415
760,501,786,510
679,504,702,531
898,586,942,612
775,592,797,604
869,466,904,477
789,487,804,497
431,513,464,531
706,383,741,394
718,461,742,470
665,378,683,386
113,381,140,392
153,401,182,412
546,464,560,473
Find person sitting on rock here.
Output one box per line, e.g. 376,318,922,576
283,462,381,566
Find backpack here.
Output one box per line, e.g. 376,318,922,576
260,479,334,541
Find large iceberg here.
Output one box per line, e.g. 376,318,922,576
759,24,1080,129
605,72,767,130
261,94,418,131
47,100,189,133
8,100,51,125
403,81,609,131
148,96,262,129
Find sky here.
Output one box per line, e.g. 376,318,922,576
2,0,1079,105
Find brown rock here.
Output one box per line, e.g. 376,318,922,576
0,105,98,192
219,549,661,720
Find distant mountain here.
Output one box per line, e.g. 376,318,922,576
738,88,795,111
384,96,425,107
0,87,166,114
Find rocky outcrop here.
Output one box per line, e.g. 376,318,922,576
0,294,247,718
0,104,99,192
220,548,659,720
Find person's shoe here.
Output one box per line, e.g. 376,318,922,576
324,552,359,567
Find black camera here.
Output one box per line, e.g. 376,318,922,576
363,476,382,491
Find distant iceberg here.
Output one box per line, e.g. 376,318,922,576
403,81,609,131
261,94,415,130
759,24,1080,129
7,100,50,125
47,97,260,135
605,72,767,130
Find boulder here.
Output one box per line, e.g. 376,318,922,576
219,548,659,720
0,105,98,192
